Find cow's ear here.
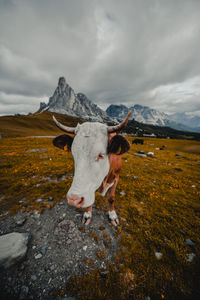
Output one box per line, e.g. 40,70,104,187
53,134,74,151
107,134,130,155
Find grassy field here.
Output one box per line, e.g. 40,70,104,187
0,136,200,299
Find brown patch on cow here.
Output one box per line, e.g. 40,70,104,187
53,134,74,151
98,154,122,214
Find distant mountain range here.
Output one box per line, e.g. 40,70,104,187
106,104,200,133
170,112,200,132
38,77,200,133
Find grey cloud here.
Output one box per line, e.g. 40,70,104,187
0,0,200,116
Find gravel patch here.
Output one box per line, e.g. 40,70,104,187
0,201,120,299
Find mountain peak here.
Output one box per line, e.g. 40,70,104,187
38,77,112,123
58,76,68,91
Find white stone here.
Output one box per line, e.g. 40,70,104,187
185,239,195,246
155,252,163,260
147,152,154,157
83,246,87,251
134,153,147,158
35,253,42,259
187,253,196,262
120,190,125,196
0,232,29,268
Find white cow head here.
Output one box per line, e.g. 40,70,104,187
53,113,131,208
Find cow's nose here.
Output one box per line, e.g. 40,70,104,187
67,194,84,208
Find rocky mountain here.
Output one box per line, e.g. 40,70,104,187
106,104,199,132
38,77,112,123
106,104,170,126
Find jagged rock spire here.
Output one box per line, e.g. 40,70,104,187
38,77,113,123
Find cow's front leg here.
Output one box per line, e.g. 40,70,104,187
82,206,92,225
106,177,119,226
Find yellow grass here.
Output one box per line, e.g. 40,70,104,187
0,136,200,299
0,111,83,138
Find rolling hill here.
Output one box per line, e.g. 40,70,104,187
0,111,83,138
0,111,200,140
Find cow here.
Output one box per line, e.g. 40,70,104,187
132,138,144,145
52,112,131,226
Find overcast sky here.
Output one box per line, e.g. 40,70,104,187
0,0,200,116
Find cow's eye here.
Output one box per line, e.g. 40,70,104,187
96,153,105,161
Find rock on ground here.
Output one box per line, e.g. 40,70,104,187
0,232,30,268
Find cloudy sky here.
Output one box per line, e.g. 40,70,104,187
0,0,200,116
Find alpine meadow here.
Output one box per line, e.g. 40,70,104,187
0,111,200,299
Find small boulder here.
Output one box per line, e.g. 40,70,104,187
187,253,196,262
134,153,147,158
48,196,54,202
31,275,37,281
40,245,49,255
147,152,154,157
185,239,195,246
155,252,163,260
15,216,26,226
35,253,42,259
0,232,30,268
120,190,126,196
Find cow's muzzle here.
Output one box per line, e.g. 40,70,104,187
67,194,85,208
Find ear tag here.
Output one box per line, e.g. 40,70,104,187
64,145,68,151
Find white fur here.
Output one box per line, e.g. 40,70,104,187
100,181,114,197
83,211,92,219
67,122,110,208
108,210,118,221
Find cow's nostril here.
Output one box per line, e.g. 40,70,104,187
78,197,84,206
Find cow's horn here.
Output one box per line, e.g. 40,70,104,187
52,115,76,133
108,111,131,133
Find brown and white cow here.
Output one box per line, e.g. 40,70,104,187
52,112,131,226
